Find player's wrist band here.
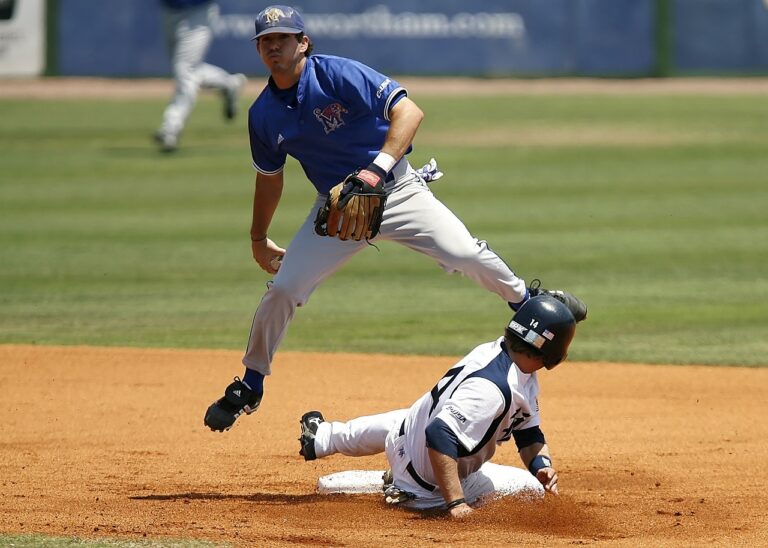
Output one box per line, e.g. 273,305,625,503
446,498,466,509
372,151,397,173
251,234,268,242
362,163,387,184
528,455,552,474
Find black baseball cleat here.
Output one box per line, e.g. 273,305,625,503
527,279,588,323
298,411,325,461
204,377,262,432
222,73,247,121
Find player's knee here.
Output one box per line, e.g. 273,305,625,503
173,62,195,81
265,280,308,308
440,240,487,272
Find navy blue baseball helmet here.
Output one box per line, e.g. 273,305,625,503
505,295,576,369
252,5,305,40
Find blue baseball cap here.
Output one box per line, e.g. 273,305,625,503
251,5,305,40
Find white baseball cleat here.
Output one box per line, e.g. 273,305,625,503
153,129,179,153
223,73,247,121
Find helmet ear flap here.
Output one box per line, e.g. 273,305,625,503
543,352,567,370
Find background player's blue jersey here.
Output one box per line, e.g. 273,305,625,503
248,54,409,194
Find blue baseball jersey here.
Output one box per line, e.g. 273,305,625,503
248,54,409,194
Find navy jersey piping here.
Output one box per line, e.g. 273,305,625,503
450,346,513,457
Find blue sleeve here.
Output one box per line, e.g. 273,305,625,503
248,110,286,174
332,58,406,122
388,90,407,113
512,426,546,450
425,418,460,460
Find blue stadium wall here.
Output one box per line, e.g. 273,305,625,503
54,0,768,77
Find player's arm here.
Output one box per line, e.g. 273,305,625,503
427,445,472,518
515,429,558,494
344,97,425,193
250,171,286,274
379,97,424,164
423,378,504,518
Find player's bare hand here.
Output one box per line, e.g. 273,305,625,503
252,237,285,274
536,467,559,495
449,503,474,519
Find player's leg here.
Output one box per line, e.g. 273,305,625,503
380,173,528,306
382,425,446,509
156,5,212,148
306,409,408,460
205,196,368,431
460,462,545,506
194,3,247,119
242,194,369,376
382,165,588,320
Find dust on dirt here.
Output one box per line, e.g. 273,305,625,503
1,345,766,547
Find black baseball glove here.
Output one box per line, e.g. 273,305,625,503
314,166,387,241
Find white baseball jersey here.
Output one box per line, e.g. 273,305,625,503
400,336,541,488
315,337,543,509
312,336,544,508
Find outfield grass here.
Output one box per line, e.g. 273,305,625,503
1,89,766,365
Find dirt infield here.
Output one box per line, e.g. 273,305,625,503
1,345,766,547
3,76,768,99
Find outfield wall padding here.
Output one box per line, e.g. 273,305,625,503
54,0,768,77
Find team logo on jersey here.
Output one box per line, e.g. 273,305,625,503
313,103,348,134
263,7,288,25
500,408,532,441
446,405,467,424
376,78,391,98
510,408,530,429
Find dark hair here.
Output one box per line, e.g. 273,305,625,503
504,332,544,360
297,32,313,56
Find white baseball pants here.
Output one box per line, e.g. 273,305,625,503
242,160,527,374
312,409,542,509
160,2,236,135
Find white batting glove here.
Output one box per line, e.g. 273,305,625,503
416,158,444,183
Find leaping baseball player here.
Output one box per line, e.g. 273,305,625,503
298,295,576,516
203,5,587,433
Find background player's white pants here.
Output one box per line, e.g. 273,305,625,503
242,161,528,374
160,2,236,135
313,409,542,509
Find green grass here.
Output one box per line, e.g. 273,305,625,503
1,91,767,365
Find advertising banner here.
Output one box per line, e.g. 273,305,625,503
0,0,45,77
57,0,655,77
